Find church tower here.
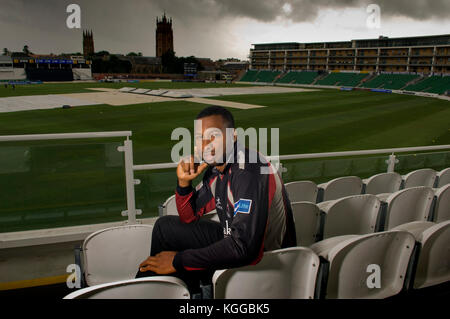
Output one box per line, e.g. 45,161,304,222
156,13,174,57
83,30,95,57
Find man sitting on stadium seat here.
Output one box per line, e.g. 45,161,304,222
136,105,296,296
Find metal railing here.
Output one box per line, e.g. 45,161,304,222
1,131,450,227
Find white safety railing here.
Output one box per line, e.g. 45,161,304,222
1,131,450,227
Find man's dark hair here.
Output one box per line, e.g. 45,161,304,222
196,105,235,129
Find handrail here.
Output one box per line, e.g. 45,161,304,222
132,144,450,171
0,131,132,142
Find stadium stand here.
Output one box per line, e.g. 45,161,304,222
310,231,416,299
275,71,319,84
404,75,450,95
284,181,318,203
239,69,259,82
255,70,282,83
360,73,420,90
212,247,319,299
25,68,74,82
316,72,370,87
64,276,190,299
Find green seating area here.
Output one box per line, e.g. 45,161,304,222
361,74,420,90
404,76,450,95
255,70,282,83
276,71,319,84
239,70,259,82
315,72,370,87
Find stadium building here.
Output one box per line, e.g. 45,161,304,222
0,54,92,82
249,34,450,74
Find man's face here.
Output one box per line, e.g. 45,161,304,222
194,115,234,166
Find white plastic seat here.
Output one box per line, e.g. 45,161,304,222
392,220,450,289
413,220,450,289
317,176,363,202
213,247,319,299
63,276,190,299
433,184,450,222
363,172,402,195
81,224,153,286
402,168,437,189
310,231,416,299
284,181,318,203
160,194,219,222
435,167,450,188
317,194,381,239
382,187,434,230
291,201,321,246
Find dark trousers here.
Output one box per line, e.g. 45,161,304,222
135,215,223,294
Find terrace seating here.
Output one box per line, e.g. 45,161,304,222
239,69,259,82
404,75,450,95
315,72,369,87
255,70,282,83
361,74,420,90
63,276,190,299
213,247,319,299
276,71,319,84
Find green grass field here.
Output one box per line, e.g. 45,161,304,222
0,82,449,232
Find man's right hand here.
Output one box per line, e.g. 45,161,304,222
176,155,208,187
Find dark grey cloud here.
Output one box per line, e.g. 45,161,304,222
0,0,448,60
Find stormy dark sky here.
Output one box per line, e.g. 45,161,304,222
1,0,449,60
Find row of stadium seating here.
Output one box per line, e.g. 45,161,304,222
239,69,449,94
64,166,450,299
275,71,319,84
360,73,421,90
404,75,450,94
315,72,370,87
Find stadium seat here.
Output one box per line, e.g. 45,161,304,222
316,194,381,239
435,167,450,188
317,176,363,202
402,168,437,189
212,247,319,299
159,194,219,222
363,172,402,195
392,220,450,289
78,224,153,286
310,231,416,299
63,276,190,299
284,180,318,203
432,184,450,222
380,187,435,230
291,201,321,246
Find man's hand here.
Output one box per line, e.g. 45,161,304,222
177,155,208,187
139,251,177,275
